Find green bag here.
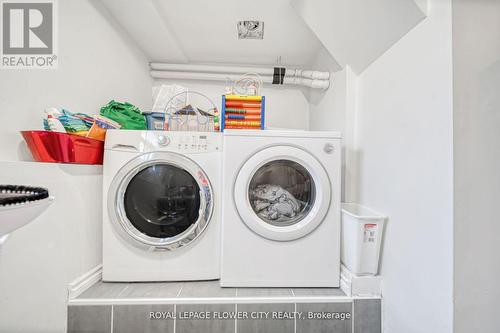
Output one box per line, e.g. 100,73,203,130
99,100,147,130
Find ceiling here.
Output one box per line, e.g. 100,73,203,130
98,0,426,73
99,0,324,67
291,0,427,73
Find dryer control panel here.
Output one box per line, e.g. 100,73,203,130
147,131,222,153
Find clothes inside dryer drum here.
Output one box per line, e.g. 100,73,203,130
123,164,201,238
248,159,315,226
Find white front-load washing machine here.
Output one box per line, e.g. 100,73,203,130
102,130,222,281
221,130,341,287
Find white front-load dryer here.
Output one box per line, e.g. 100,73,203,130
221,130,341,287
102,130,222,281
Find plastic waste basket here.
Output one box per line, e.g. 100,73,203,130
341,203,386,275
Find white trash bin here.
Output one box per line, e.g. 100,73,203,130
341,203,386,275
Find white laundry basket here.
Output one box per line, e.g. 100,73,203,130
341,203,386,275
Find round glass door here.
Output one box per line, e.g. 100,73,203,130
109,152,213,250
234,146,331,241
249,160,315,226
124,164,201,238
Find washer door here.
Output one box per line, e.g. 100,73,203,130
108,152,213,250
234,145,331,241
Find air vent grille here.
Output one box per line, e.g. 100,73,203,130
238,21,264,39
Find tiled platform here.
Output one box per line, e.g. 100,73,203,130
67,280,381,333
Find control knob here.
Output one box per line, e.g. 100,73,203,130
158,135,170,146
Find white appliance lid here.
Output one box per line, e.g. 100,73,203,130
223,129,342,139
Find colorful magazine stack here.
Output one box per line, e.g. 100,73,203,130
221,95,265,130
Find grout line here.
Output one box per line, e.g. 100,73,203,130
381,297,384,333
117,285,130,298
173,304,177,333
68,295,356,306
351,300,354,333
110,305,114,333
235,288,238,333
176,284,184,298
294,302,297,333
234,303,238,333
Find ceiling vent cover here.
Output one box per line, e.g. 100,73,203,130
238,21,264,39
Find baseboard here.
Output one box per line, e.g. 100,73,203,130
67,264,102,300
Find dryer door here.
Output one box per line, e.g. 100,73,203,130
234,145,331,241
108,152,213,250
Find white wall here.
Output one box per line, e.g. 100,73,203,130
0,0,152,331
453,1,500,332
154,79,310,130
0,162,102,333
0,0,152,162
308,47,347,133
308,47,358,201
354,1,454,332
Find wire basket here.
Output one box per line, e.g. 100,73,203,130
163,91,219,132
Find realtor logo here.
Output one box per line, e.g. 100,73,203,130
1,0,57,69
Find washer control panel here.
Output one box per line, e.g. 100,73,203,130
148,132,221,153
